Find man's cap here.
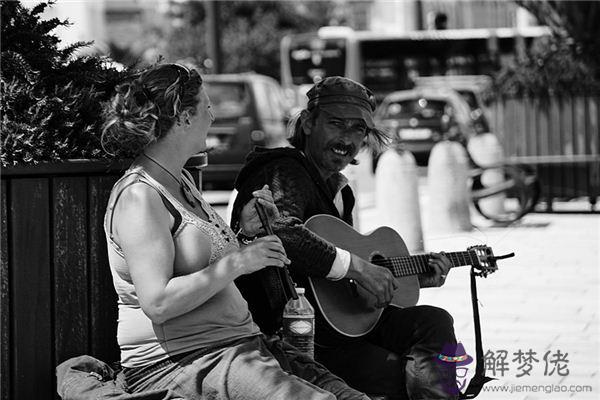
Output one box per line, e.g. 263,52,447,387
306,76,376,128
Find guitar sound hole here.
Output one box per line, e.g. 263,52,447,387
370,254,386,267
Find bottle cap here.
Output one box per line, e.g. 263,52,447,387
295,287,305,295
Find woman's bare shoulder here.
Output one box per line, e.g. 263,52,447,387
111,177,170,235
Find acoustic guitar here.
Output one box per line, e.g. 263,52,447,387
304,214,502,338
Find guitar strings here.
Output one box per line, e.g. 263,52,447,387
376,251,478,277
378,252,475,270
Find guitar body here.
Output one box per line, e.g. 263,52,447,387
305,214,420,337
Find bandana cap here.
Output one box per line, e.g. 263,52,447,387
306,76,376,128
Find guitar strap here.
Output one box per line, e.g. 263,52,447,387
459,268,496,399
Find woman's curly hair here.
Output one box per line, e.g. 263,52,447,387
101,63,203,158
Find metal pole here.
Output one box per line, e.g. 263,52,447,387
415,0,424,30
205,0,221,74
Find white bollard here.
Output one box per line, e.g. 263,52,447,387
375,149,424,252
467,133,506,217
353,147,375,195
427,141,472,232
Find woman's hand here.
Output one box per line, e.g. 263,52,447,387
239,185,280,237
230,235,290,275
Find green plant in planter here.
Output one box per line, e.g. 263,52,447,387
0,0,130,167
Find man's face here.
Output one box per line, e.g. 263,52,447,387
304,109,368,178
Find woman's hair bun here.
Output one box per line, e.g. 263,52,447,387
101,63,203,158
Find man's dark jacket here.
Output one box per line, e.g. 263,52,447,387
231,147,355,335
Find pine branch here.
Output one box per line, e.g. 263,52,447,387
0,0,129,167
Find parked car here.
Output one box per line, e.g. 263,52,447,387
374,87,476,165
201,73,291,189
413,75,493,134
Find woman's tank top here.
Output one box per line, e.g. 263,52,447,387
104,166,260,368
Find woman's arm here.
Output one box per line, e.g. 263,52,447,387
114,183,288,324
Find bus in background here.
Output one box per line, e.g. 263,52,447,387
280,25,550,105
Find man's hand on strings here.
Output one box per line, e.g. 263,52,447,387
347,254,397,308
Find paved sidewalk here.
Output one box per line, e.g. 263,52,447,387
360,198,599,399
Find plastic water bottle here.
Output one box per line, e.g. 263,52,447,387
282,287,315,358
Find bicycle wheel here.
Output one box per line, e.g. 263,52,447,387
471,164,540,223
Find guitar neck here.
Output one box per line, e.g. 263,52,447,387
374,251,477,278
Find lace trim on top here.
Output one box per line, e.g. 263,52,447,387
106,166,238,265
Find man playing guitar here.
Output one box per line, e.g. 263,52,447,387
231,77,457,400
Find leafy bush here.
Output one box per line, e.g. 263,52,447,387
0,1,129,167
489,1,600,98
489,36,600,98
